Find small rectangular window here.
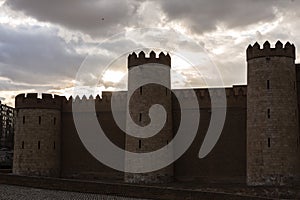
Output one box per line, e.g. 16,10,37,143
267,109,270,119
39,116,41,125
267,80,270,89
139,140,141,149
140,87,143,95
53,142,56,150
139,113,142,122
268,138,271,148
23,116,25,124
38,141,40,149
54,117,56,125
21,141,24,149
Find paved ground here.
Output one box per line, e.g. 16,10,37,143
0,184,151,200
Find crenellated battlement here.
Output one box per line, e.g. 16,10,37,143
62,92,127,104
247,41,295,61
61,91,127,112
173,86,246,99
128,51,171,68
15,87,247,111
171,86,247,109
15,93,63,110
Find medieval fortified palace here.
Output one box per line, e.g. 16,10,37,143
8,41,300,186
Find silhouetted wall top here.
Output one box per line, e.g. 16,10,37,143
128,51,171,68
246,41,295,61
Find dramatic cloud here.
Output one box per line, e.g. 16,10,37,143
6,0,298,36
157,0,295,34
1,0,300,107
5,0,141,38
0,24,84,84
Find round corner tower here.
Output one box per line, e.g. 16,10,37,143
124,51,174,184
247,41,299,185
13,93,62,177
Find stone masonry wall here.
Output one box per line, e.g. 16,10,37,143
13,108,61,177
247,42,299,186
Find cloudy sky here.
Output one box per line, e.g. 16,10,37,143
0,0,299,106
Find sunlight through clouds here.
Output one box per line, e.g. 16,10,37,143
0,0,300,106
102,70,125,84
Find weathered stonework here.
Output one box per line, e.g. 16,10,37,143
124,52,174,184
247,41,299,186
13,94,61,177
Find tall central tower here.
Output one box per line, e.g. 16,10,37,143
124,51,174,184
247,41,299,185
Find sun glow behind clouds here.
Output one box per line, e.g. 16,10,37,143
1,0,298,108
102,70,125,84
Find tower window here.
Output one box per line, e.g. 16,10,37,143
139,140,142,149
140,87,143,95
54,117,56,125
39,116,41,125
267,80,270,89
21,141,24,149
23,116,25,124
268,138,271,148
139,113,142,122
267,109,270,119
53,142,56,150
38,141,40,150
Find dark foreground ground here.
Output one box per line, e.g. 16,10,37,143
0,184,150,200
0,173,299,199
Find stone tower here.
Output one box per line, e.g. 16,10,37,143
247,41,299,185
124,51,174,183
13,93,62,177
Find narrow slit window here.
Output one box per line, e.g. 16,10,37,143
139,140,141,149
23,116,25,124
39,116,41,125
54,117,56,125
140,87,143,95
139,113,142,122
267,109,270,119
267,80,270,89
53,142,56,150
38,141,40,150
21,141,24,149
268,138,271,148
